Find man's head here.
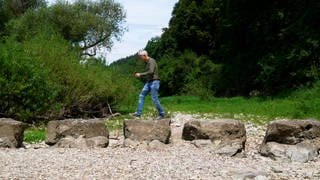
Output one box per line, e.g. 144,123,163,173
138,50,149,61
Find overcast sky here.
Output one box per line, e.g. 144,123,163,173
106,0,178,63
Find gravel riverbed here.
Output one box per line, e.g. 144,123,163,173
1,113,320,179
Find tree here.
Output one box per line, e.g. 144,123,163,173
218,0,320,94
165,0,221,56
0,0,46,35
146,0,320,96
50,0,126,56
1,0,45,17
7,0,126,57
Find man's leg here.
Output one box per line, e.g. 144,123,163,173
136,83,150,116
150,80,165,117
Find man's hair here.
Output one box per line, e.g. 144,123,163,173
138,50,148,56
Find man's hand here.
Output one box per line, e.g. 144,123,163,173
134,73,141,78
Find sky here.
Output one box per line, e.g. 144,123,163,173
47,0,178,64
105,0,178,64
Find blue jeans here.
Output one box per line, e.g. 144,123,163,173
136,80,165,117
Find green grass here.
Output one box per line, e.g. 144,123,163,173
105,115,131,131
24,81,320,134
24,127,46,143
118,97,319,125
158,85,319,124
158,96,291,124
131,82,320,124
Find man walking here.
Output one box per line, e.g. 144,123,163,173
130,50,165,119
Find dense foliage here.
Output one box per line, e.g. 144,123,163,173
0,0,46,34
6,0,125,56
160,80,320,121
1,0,320,123
0,0,134,123
0,30,136,123
0,38,59,121
142,0,320,96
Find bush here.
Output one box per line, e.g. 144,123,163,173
159,51,222,98
1,30,137,122
22,31,137,118
0,38,60,122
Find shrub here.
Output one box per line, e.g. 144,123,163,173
23,31,137,118
1,30,138,122
0,38,60,122
159,51,222,98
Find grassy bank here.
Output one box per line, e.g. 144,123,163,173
159,96,317,124
141,82,320,124
24,82,320,143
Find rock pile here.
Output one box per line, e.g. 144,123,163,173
1,114,320,179
1,116,320,163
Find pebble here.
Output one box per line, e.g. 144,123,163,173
1,113,319,179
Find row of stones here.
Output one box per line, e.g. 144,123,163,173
1,118,320,162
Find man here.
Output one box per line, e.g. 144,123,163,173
130,50,165,119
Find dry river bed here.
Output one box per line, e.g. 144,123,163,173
1,113,320,179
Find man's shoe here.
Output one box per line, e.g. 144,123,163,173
155,116,165,120
129,112,141,119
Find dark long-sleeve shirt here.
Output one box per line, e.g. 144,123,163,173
139,58,160,82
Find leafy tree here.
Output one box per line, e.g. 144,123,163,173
50,0,126,56
223,0,319,94
159,51,222,97
0,29,137,121
7,0,126,56
0,0,135,122
144,0,320,96
0,0,46,35
146,0,222,60
0,0,45,18
0,0,8,34
144,36,162,60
